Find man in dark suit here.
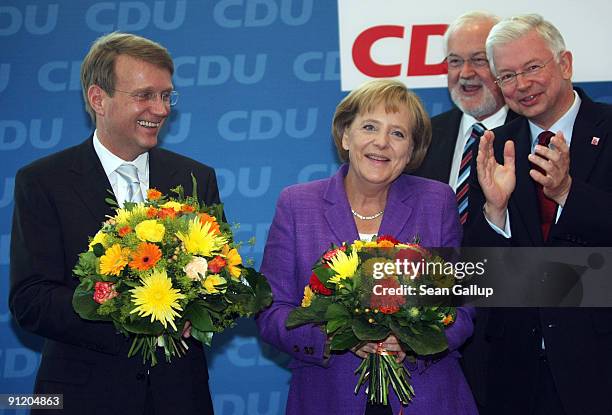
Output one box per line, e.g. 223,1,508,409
415,11,515,191
466,14,612,415
9,33,217,414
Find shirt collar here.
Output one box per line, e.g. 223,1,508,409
528,90,581,148
460,105,509,137
93,130,149,178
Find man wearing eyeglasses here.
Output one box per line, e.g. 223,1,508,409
464,14,612,415
10,33,218,414
414,11,517,222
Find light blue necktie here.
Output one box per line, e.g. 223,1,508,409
116,163,143,203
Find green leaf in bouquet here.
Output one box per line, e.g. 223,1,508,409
183,303,215,332
324,303,350,321
242,267,273,313
390,321,448,355
286,296,332,328
329,327,359,351
74,251,99,276
72,280,111,321
313,266,335,285
191,326,214,347
326,318,349,335
352,318,390,342
92,243,106,258
123,316,164,335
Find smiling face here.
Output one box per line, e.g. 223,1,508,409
492,30,574,129
447,20,505,120
93,54,173,161
342,102,413,190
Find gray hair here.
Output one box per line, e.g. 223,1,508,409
486,14,566,75
444,11,500,55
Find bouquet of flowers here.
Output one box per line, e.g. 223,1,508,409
72,181,272,365
286,235,456,406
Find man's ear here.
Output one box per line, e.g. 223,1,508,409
88,84,106,117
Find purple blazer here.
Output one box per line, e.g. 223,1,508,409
257,165,477,414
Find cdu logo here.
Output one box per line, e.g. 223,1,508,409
85,1,187,32
174,54,267,87
0,4,58,36
38,60,82,92
216,167,272,199
218,108,318,141
0,348,41,378
293,51,339,82
213,0,313,28
0,63,9,93
0,118,63,151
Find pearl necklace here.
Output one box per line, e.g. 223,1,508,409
351,208,384,220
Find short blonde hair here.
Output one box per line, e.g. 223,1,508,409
332,79,431,172
80,32,174,123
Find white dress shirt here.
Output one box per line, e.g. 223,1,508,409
92,130,150,206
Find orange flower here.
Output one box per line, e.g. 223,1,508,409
146,207,159,218
118,226,132,237
158,207,177,219
129,242,162,271
198,213,221,235
181,204,196,213
441,314,454,326
147,188,162,200
377,240,396,248
208,256,227,273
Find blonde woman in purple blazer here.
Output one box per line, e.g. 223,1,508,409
257,80,478,415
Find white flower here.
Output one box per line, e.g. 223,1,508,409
183,256,208,281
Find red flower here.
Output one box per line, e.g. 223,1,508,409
118,226,132,237
208,256,227,273
377,235,400,244
379,305,400,314
322,246,346,261
370,278,406,311
309,273,332,295
181,204,196,213
93,282,118,304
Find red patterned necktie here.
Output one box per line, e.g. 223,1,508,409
534,131,557,240
456,123,485,225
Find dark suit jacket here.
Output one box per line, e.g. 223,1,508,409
464,89,612,415
9,138,220,415
414,107,518,183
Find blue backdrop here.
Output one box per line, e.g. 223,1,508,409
2,1,612,414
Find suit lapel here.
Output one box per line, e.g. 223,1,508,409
569,90,607,182
323,166,359,243
149,147,180,194
432,108,463,183
68,138,116,223
378,177,414,241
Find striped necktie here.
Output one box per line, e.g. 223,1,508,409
116,163,143,203
457,122,486,225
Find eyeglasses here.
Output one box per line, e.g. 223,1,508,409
112,89,179,106
445,55,489,69
495,57,555,88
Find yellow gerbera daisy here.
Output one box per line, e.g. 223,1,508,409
221,244,242,280
177,217,227,256
327,249,359,285
99,244,130,276
130,269,186,330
